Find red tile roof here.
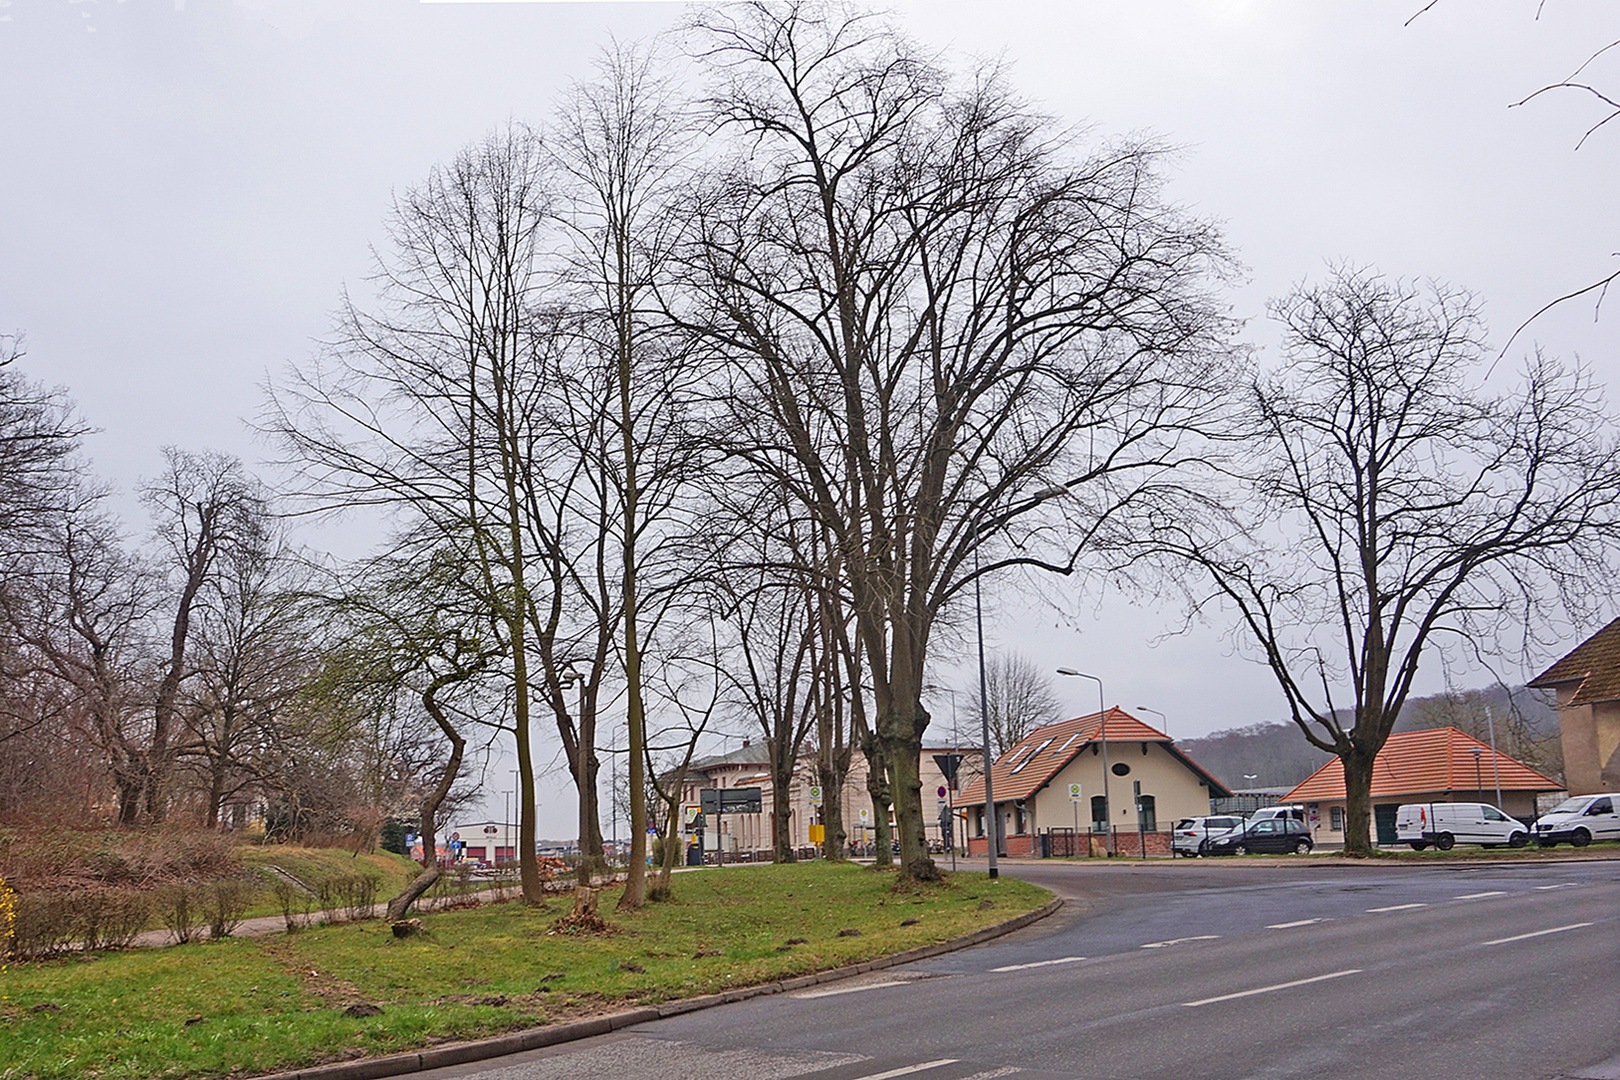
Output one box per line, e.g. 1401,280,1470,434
966,707,1230,804
1528,616,1620,706
1283,727,1561,802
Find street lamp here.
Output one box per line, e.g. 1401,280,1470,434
1057,667,1109,855
1470,746,1486,800
1136,705,1167,739
972,484,1068,879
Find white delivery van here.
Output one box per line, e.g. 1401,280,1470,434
1533,793,1620,847
1394,802,1530,850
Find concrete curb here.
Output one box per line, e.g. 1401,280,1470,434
251,896,1064,1080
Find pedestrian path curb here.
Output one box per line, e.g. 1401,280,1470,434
252,896,1064,1080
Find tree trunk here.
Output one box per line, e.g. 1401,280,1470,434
862,737,893,866
1340,741,1379,856
386,865,443,921
771,773,795,862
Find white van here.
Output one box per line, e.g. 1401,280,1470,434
1533,793,1620,847
1394,802,1529,850
1247,804,1305,824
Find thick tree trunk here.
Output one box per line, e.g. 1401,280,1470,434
861,737,893,866
771,772,795,862
1340,741,1380,856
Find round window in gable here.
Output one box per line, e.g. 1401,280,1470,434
1111,762,1131,777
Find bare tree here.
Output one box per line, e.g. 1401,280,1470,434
965,652,1063,758
679,2,1235,881
266,125,569,903
1155,266,1620,854
134,449,267,824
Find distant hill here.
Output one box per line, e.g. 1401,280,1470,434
1178,685,1562,791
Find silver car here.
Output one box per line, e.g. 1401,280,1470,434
1172,815,1245,857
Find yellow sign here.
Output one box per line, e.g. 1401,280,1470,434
809,824,825,843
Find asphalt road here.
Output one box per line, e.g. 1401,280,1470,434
414,857,1620,1080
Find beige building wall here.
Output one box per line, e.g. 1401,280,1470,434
1025,741,1216,839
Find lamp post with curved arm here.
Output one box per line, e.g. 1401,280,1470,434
1057,667,1109,855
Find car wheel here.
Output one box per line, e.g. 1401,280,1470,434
1409,842,1429,851
1571,828,1592,848
1435,833,1455,851
1293,840,1311,855
1233,843,1249,856
1508,832,1528,849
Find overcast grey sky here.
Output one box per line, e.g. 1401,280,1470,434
3,1,1616,830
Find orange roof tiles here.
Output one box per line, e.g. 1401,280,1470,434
1528,616,1620,706
966,707,1230,804
1283,727,1561,802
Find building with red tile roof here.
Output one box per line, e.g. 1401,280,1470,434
1528,616,1620,794
964,707,1231,857
1282,727,1562,844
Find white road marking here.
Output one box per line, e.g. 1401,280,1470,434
848,1060,959,1080
1366,903,1427,913
1141,935,1220,948
1453,891,1508,900
1266,918,1323,929
792,980,909,999
1534,883,1577,890
1482,922,1593,946
1182,969,1362,1007
990,955,1086,972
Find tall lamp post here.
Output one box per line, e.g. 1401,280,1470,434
1470,746,1486,801
1057,668,1109,855
971,484,1067,880
1136,705,1167,739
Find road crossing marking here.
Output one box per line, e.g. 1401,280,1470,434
1140,935,1219,948
1266,918,1323,929
1366,903,1427,913
1182,969,1362,1007
849,1060,959,1080
793,980,909,999
1482,922,1593,946
990,955,1086,972
1534,883,1577,890
1453,891,1508,900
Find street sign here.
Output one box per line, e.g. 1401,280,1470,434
932,753,963,787
1068,783,1083,801
936,785,948,799
450,831,460,841
683,805,702,826
858,808,871,824
808,785,823,805
700,787,763,814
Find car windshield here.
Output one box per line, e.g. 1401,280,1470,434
1175,819,1197,830
1545,797,1592,816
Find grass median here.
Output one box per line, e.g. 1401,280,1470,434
1,861,1050,1080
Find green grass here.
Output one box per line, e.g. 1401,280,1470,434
0,862,1049,1080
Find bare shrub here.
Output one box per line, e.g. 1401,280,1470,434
206,878,253,939
272,880,314,933
337,874,380,921
10,893,76,959
159,883,204,944
74,888,151,950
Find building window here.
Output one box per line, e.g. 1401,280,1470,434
1138,795,1157,832
1111,762,1131,777
1091,795,1107,831
1013,803,1027,835
1330,806,1344,832
974,807,985,838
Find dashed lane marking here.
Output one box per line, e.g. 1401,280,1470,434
1453,891,1508,900
1266,918,1323,929
1482,922,1593,947
1534,883,1578,890
990,956,1086,972
1366,903,1427,913
792,980,910,999
1182,969,1362,1007
1141,935,1220,949
850,1061,959,1080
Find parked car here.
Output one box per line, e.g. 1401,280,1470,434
1394,802,1530,850
1172,815,1245,857
1202,817,1314,856
1534,793,1620,847
1245,804,1305,825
